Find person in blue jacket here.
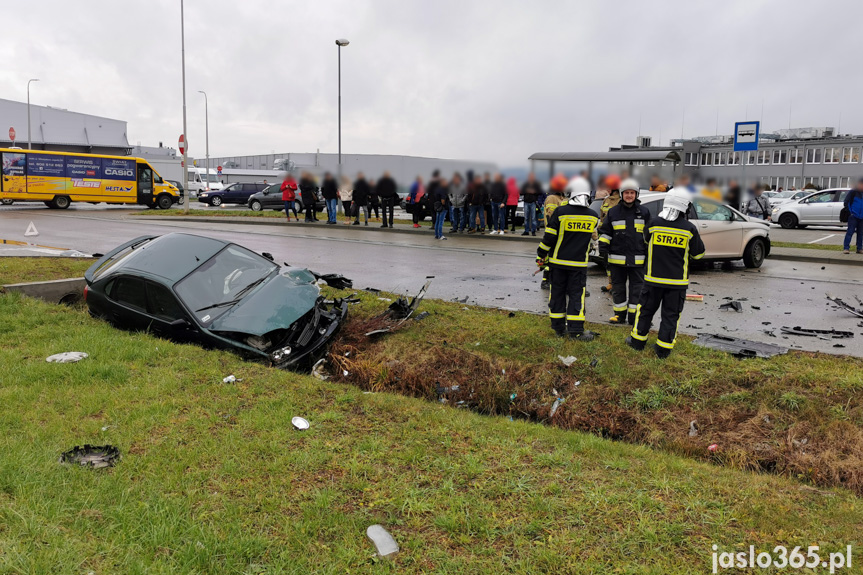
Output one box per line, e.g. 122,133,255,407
843,178,863,254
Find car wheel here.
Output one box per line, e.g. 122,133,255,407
778,212,797,229
210,196,222,207
156,194,173,210
52,196,71,209
1,199,13,205
743,237,766,268
250,200,263,212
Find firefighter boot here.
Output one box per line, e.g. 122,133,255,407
625,335,645,351
570,330,597,342
608,310,627,324
653,343,672,360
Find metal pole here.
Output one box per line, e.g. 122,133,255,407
27,79,39,150
199,91,209,189
338,44,342,177
181,0,189,214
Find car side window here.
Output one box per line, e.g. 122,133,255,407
111,277,147,311
146,282,184,321
837,190,849,202
808,192,832,203
693,197,732,221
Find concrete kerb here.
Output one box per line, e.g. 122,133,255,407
129,216,862,266
3,277,86,305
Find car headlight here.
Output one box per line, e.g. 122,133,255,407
200,193,209,197
271,345,292,362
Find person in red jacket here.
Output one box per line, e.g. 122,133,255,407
280,172,299,222
505,176,520,232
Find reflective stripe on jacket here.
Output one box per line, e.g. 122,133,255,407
643,217,706,287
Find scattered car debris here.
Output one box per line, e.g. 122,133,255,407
692,333,788,358
834,344,846,348
377,297,393,302
366,524,399,557
751,305,761,310
826,295,863,319
780,326,854,339
718,301,743,313
60,445,120,469
386,280,431,320
291,416,310,430
685,294,703,302
414,311,430,321
688,420,698,437
46,352,88,363
311,358,329,380
364,287,382,294
222,374,242,384
508,311,516,317
708,444,718,452
550,397,564,418
558,355,577,367
589,357,599,368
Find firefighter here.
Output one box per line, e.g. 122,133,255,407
626,187,705,359
537,176,600,340
597,178,650,325
539,174,568,289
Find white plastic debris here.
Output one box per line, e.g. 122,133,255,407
558,355,577,367
688,420,698,437
550,398,564,418
377,297,393,302
366,524,399,557
46,352,88,363
291,417,310,430
343,370,349,377
222,374,242,384
311,358,329,381
573,380,581,387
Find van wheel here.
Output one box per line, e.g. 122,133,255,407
250,200,263,212
52,196,71,209
156,194,173,210
743,237,766,268
778,213,797,229
210,196,222,207
1,199,14,205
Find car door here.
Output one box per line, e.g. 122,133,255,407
223,183,243,203
106,276,151,331
145,282,199,341
691,197,744,258
264,185,281,208
833,190,850,224
798,190,836,224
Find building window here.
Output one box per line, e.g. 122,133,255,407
788,176,798,189
826,176,838,188
714,152,725,166
746,151,755,165
684,152,698,166
824,147,841,163
727,151,740,166
840,176,851,187
757,150,770,165
788,149,803,164
772,149,787,164
700,152,712,166
842,147,860,163
805,148,822,164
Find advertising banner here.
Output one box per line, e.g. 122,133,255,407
102,158,136,181
1,152,27,194
26,153,69,195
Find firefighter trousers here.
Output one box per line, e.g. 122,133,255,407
630,284,685,350
548,267,587,334
610,265,645,321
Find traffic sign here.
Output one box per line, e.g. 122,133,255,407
8,127,15,142
733,121,760,152
217,165,222,174
178,134,186,155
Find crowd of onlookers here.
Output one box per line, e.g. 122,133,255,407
275,169,797,237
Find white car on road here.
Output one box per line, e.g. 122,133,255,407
772,188,849,229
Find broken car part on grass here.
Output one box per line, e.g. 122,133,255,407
83,233,349,372
827,295,863,319
692,333,788,358
46,351,89,363
60,445,120,469
364,280,433,337
718,301,743,313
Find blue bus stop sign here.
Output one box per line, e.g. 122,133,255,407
734,121,760,152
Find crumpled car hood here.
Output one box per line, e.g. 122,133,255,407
210,268,320,336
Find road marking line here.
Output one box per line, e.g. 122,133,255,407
807,234,836,244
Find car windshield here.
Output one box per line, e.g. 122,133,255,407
175,244,277,324
773,191,793,199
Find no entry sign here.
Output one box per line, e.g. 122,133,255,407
8,127,16,142
178,134,186,155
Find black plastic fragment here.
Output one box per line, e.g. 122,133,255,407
692,333,787,358
60,445,120,469
719,301,743,313
779,326,854,339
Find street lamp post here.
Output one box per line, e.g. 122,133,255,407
198,90,209,190
335,39,349,182
27,78,40,150
180,0,189,214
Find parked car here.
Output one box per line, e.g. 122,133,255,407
247,183,325,213
166,179,185,203
588,191,771,268
83,233,348,370
198,182,268,206
772,188,849,229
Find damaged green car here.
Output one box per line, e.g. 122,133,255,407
84,233,348,370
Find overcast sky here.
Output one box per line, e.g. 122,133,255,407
3,0,861,166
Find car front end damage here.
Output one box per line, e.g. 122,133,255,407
211,296,348,371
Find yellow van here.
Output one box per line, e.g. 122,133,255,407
0,149,180,209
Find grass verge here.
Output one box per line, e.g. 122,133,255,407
0,257,94,285
773,241,844,252
0,292,861,572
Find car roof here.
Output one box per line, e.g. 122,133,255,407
114,233,229,283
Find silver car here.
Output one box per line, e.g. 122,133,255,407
772,188,849,229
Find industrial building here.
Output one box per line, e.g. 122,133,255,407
611,128,863,190
0,98,131,156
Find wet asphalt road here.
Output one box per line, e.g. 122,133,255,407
2,204,863,357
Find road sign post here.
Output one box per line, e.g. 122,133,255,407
734,121,760,202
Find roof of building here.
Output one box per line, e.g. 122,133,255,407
0,98,130,149
528,150,681,162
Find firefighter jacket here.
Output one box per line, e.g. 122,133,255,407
537,204,600,269
597,200,651,267
643,215,706,288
